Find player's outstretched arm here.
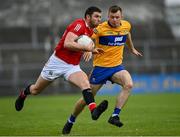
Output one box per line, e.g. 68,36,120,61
126,32,143,57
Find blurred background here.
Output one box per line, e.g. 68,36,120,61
0,0,179,96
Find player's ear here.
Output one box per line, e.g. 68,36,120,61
86,15,91,20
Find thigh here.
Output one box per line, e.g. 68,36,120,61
33,75,52,92
111,70,133,86
68,71,90,90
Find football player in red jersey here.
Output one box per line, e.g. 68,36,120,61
15,6,108,125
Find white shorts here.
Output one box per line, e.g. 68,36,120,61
41,53,82,81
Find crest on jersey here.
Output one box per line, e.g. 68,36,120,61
93,28,98,34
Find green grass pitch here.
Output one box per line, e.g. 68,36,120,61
0,93,180,136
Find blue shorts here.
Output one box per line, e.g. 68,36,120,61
89,65,125,84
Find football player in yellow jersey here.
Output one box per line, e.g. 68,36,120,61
62,5,142,134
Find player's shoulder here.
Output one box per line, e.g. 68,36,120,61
93,22,104,34
121,20,131,27
98,21,108,28
68,18,86,32
95,21,108,31
66,18,86,35
72,18,85,26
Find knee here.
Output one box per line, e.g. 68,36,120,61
81,80,91,90
123,82,133,91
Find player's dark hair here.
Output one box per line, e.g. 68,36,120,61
109,5,122,13
84,6,101,18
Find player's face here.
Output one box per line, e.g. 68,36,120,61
89,12,102,28
108,10,122,27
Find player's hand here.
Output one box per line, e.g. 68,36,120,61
92,48,104,54
83,52,92,62
131,48,143,56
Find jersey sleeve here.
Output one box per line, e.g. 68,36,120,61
68,21,85,36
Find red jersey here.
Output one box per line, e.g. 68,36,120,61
55,19,93,65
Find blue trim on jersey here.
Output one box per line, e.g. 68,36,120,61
89,65,125,84
99,35,127,46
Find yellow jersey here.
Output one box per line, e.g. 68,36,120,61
92,20,131,67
